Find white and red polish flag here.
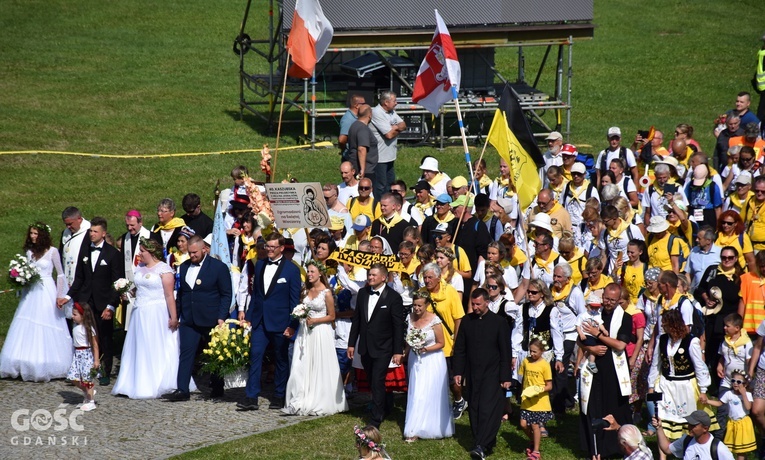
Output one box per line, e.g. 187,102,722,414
412,10,461,115
286,0,334,79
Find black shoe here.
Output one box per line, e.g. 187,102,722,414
237,397,259,411
164,390,190,402
98,376,110,386
469,446,486,460
269,397,285,410
209,388,224,399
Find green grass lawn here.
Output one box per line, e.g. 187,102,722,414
1,0,764,457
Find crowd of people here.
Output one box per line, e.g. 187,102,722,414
2,87,765,460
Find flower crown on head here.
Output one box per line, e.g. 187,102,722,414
353,425,383,453
30,222,51,234
305,259,328,276
731,369,751,382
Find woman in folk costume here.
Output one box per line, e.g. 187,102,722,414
647,309,718,460
577,283,632,460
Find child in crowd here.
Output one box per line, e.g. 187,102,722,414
66,302,100,412
715,313,752,435
576,294,604,374
354,425,391,460
519,338,553,460
704,370,756,459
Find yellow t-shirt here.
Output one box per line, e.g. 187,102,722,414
566,249,586,286
450,244,472,275
519,357,552,411
428,281,465,357
716,232,753,270
648,233,686,271
743,198,765,250
346,197,381,222
623,263,646,305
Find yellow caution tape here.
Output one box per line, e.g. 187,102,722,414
0,141,334,159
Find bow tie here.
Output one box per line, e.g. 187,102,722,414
369,290,380,296
190,263,201,267
266,260,280,266
91,246,102,251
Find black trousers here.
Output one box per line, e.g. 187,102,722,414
89,304,114,376
466,374,504,451
552,339,576,413
361,353,392,428
178,322,223,394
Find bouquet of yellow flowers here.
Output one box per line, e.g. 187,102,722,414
201,319,251,375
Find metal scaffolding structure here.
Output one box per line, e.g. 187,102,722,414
233,0,594,147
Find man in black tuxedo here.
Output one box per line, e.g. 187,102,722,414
347,263,404,428
60,216,124,385
453,289,512,460
165,235,232,401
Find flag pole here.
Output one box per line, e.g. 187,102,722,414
271,50,292,183
449,85,475,244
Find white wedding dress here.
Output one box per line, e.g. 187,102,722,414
283,289,348,415
0,248,72,381
404,315,454,439
112,262,194,398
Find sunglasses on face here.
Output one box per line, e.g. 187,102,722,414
721,255,737,261
731,379,746,385
488,285,499,290
359,186,372,191
527,290,540,295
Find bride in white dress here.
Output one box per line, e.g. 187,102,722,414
0,223,72,382
112,238,193,398
404,291,454,441
283,260,348,415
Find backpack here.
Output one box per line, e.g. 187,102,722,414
599,146,628,174
647,233,688,271
561,181,596,207
601,225,637,268
576,152,597,180
679,295,705,339
682,434,720,460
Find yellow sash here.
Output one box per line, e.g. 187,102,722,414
154,217,186,232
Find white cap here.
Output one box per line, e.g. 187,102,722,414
571,162,587,175
545,131,563,141
496,196,514,215
607,126,621,138
419,157,439,172
736,171,753,185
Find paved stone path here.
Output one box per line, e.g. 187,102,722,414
0,376,314,459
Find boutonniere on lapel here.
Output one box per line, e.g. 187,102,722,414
196,279,202,286
82,257,89,263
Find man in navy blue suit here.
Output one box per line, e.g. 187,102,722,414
164,235,232,401
238,232,301,411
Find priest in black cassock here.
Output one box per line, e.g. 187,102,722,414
453,288,512,460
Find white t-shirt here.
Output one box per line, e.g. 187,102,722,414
337,181,359,205
720,391,752,421
72,324,97,348
670,434,734,460
576,308,603,337
718,338,753,388
596,147,637,171
755,320,765,370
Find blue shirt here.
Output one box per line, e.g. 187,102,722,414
685,244,721,291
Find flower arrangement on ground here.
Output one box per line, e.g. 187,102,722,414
201,319,251,376
8,254,41,287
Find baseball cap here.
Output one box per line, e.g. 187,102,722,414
451,195,474,208
607,127,621,138
435,193,453,204
352,214,371,231
685,410,711,427
736,171,753,185
410,180,430,192
745,122,760,137
571,162,587,175
561,144,578,156
496,196,514,215
432,222,450,234
545,131,563,141
451,176,468,189
328,216,345,231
